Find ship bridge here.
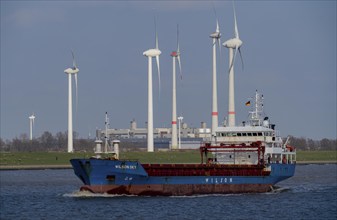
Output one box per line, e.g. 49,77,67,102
215,125,280,146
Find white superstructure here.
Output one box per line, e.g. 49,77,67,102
214,90,296,164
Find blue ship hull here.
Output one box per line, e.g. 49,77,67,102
70,159,295,195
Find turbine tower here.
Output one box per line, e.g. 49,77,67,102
223,3,244,127
64,50,79,153
170,25,182,150
29,113,35,140
143,18,161,152
210,12,221,137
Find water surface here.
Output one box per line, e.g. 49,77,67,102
1,164,336,219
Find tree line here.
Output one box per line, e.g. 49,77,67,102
0,131,336,152
0,132,94,152
288,136,336,151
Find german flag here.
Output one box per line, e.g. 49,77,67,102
245,101,251,106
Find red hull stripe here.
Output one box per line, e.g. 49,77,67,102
228,111,235,114
172,121,177,124
212,112,218,116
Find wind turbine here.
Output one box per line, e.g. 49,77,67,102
29,113,35,140
170,25,182,150
64,50,79,153
143,18,161,152
210,10,221,137
223,2,244,127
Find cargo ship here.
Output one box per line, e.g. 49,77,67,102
70,91,296,196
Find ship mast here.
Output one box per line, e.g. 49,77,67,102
249,90,264,126
104,112,109,153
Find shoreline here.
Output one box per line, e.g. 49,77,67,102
0,161,336,170
0,164,72,170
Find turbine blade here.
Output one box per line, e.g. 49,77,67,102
176,24,182,80
212,4,219,32
71,49,77,68
156,55,161,97
217,37,222,57
229,46,238,73
238,47,244,71
233,1,239,39
74,73,78,114
177,56,182,80
154,17,158,49
213,6,221,56
176,24,180,52
216,18,220,33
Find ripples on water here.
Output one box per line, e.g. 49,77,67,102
1,164,336,220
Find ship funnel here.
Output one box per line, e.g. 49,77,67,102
263,117,269,127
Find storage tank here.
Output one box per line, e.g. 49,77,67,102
182,123,188,129
130,119,137,130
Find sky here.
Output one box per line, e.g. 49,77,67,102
1,1,336,141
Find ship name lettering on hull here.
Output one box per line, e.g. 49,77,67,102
205,177,233,184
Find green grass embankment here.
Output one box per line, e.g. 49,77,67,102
0,152,94,166
0,151,202,167
0,150,336,168
296,150,336,162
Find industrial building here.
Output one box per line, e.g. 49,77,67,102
96,119,212,150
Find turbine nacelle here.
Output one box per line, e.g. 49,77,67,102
64,67,79,74
210,32,221,39
170,51,180,57
143,49,161,57
223,38,242,49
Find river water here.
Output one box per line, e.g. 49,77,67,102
0,164,336,220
